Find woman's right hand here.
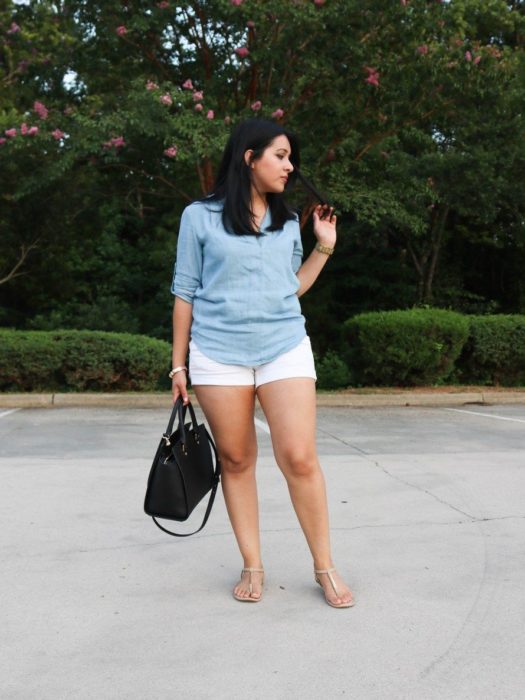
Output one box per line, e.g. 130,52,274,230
172,371,189,405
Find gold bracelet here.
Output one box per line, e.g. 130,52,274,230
168,366,188,379
315,242,335,256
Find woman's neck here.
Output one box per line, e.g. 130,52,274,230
250,188,268,215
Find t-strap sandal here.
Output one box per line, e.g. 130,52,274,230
314,568,355,608
233,567,264,603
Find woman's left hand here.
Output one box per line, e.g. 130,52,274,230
312,204,337,248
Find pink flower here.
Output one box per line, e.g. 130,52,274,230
164,146,178,158
235,47,249,59
417,44,429,55
7,22,21,34
146,80,158,90
5,128,17,138
33,100,48,120
160,94,173,106
103,136,125,149
231,0,244,5
206,110,215,120
116,26,127,36
157,1,170,7
473,55,481,65
364,67,380,87
52,129,65,140
251,100,262,111
465,51,472,61
400,0,407,5
271,108,284,119
247,20,255,28
28,126,39,136
182,79,193,90
194,103,203,112
20,123,28,135
314,0,326,5
0,138,6,145
192,90,204,102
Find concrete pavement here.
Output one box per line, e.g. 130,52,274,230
1,403,525,699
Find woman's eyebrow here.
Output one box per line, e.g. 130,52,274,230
275,147,290,154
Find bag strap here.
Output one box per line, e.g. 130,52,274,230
164,397,184,441
163,397,200,446
151,426,221,538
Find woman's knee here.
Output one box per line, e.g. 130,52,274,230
278,450,319,479
220,448,257,475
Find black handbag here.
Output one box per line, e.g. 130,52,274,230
144,397,221,537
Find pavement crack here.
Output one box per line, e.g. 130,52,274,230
318,427,476,519
369,456,476,519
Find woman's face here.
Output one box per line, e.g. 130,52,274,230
247,135,294,194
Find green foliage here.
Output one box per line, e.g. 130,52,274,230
315,350,353,390
0,328,171,391
456,315,525,386
343,308,470,386
1,0,525,344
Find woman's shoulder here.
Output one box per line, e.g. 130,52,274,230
182,198,224,222
290,207,300,223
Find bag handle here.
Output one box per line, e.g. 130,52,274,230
163,397,200,446
153,421,222,538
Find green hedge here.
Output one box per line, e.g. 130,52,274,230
315,350,354,390
342,309,470,386
456,315,525,386
0,329,171,392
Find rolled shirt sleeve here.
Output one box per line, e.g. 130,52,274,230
171,206,203,303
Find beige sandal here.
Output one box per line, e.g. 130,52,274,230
314,568,355,608
233,567,264,603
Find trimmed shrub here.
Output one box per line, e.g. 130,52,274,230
456,315,525,386
342,308,470,386
315,350,353,390
0,328,171,391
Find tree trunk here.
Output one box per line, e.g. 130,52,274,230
406,204,450,304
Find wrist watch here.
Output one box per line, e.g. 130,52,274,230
315,242,335,256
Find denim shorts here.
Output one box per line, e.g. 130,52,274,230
189,336,317,388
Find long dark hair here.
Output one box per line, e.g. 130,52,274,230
201,118,326,236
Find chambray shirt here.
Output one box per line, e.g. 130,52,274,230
171,201,306,366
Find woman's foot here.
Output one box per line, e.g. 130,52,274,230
233,567,264,602
314,567,355,608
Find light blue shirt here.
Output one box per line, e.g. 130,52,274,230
171,201,306,366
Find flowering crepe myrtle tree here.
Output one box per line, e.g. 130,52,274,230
0,0,524,333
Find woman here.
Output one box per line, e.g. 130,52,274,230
170,118,354,609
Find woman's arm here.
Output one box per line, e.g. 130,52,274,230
296,247,332,298
171,296,193,404
296,204,337,298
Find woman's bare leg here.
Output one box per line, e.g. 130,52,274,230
256,378,353,606
192,385,263,600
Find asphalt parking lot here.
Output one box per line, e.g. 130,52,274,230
1,402,524,700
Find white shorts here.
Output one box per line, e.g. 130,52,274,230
189,336,317,388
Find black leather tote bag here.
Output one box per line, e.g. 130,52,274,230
144,397,221,537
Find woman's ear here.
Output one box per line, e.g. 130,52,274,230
244,149,254,168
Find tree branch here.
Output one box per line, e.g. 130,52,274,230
0,240,40,286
